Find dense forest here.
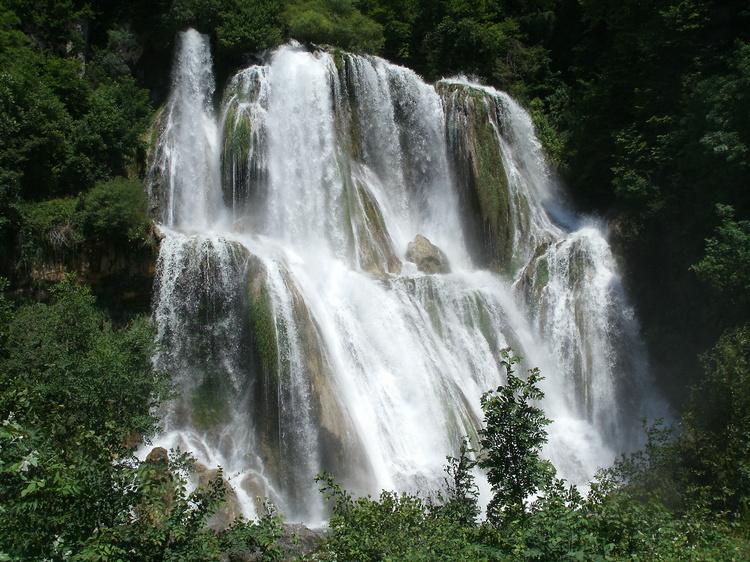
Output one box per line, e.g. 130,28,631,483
1,0,749,559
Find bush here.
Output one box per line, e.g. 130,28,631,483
79,177,151,244
284,0,385,54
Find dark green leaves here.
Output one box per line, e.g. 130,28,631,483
479,349,552,523
284,0,385,54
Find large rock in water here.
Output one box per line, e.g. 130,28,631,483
191,462,243,531
406,235,451,274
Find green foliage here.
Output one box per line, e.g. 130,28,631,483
4,0,91,55
316,471,476,561
79,177,151,244
692,204,750,308
0,279,284,559
0,7,152,219
439,440,480,526
680,326,750,517
424,11,522,85
65,76,152,189
0,42,73,201
0,279,163,558
284,0,385,54
217,504,285,560
17,197,82,267
11,176,152,276
479,349,552,523
216,0,286,57
0,278,167,439
167,0,285,57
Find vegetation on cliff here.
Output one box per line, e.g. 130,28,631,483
315,352,750,561
0,279,284,559
1,0,749,558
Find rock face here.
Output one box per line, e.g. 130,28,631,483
191,462,243,531
406,235,451,274
437,82,514,275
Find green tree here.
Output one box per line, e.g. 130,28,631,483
479,349,553,523
679,327,750,517
284,0,385,54
79,176,152,244
216,0,285,57
0,279,284,559
692,204,750,310
0,279,166,557
439,440,480,526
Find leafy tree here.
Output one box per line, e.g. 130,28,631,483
284,0,385,54
439,440,480,526
167,0,285,59
479,349,553,523
215,0,285,57
0,280,285,559
0,278,165,557
0,278,166,443
4,0,91,55
679,326,750,517
15,196,81,273
79,176,152,245
692,205,750,310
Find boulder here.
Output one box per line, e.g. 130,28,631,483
277,523,326,559
406,235,451,274
191,462,243,531
146,446,169,464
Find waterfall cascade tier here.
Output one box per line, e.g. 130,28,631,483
146,30,662,523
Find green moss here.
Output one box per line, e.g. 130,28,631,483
349,180,400,275
425,300,443,338
472,108,512,274
191,371,231,430
248,279,278,378
442,84,513,276
332,49,345,72
569,253,588,285
224,108,252,165
535,258,549,290
460,293,496,347
474,295,496,348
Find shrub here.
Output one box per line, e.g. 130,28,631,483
79,177,151,244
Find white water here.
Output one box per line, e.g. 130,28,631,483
147,31,662,522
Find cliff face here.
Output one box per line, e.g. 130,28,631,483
7,232,160,319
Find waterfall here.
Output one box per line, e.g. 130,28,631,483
146,32,662,523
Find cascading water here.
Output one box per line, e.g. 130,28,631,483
147,30,662,523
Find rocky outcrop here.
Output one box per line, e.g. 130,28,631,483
437,82,514,275
246,255,374,516
348,180,402,276
192,462,243,531
406,235,451,274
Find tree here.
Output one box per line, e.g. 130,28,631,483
0,278,167,557
692,204,750,311
315,471,476,561
283,0,385,54
0,279,284,559
478,349,553,523
440,440,480,526
680,326,750,517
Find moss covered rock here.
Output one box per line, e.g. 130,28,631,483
438,81,514,275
